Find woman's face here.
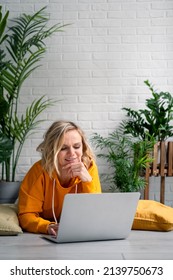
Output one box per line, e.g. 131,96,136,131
58,129,83,169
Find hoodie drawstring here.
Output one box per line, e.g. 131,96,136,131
52,179,57,224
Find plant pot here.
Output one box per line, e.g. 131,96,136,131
0,181,21,204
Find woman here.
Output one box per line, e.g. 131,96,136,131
18,120,102,235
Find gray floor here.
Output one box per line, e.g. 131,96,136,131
0,230,173,260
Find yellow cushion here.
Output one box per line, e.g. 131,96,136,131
0,204,23,235
132,200,173,231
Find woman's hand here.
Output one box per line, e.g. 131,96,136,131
63,160,92,182
47,223,59,236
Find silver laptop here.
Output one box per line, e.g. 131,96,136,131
43,192,140,243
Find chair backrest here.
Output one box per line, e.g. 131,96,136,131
148,141,173,177
167,142,173,176
144,141,173,204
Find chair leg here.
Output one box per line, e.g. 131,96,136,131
144,184,149,199
160,176,165,204
144,168,150,200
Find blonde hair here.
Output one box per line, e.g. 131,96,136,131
37,120,95,177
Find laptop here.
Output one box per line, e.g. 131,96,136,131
43,192,140,243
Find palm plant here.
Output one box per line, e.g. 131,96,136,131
92,127,155,192
0,6,67,182
122,80,173,141
0,7,13,166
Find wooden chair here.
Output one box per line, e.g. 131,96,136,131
144,141,173,204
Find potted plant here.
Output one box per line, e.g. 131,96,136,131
92,126,154,193
0,6,67,203
122,80,173,202
122,80,173,141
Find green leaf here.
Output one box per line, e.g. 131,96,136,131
0,133,13,163
0,8,9,44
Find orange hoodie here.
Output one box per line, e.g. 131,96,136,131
18,160,101,234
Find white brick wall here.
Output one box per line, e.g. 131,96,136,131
1,0,173,205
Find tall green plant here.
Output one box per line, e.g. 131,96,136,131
122,80,173,141
0,6,67,181
92,127,154,192
0,6,13,167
